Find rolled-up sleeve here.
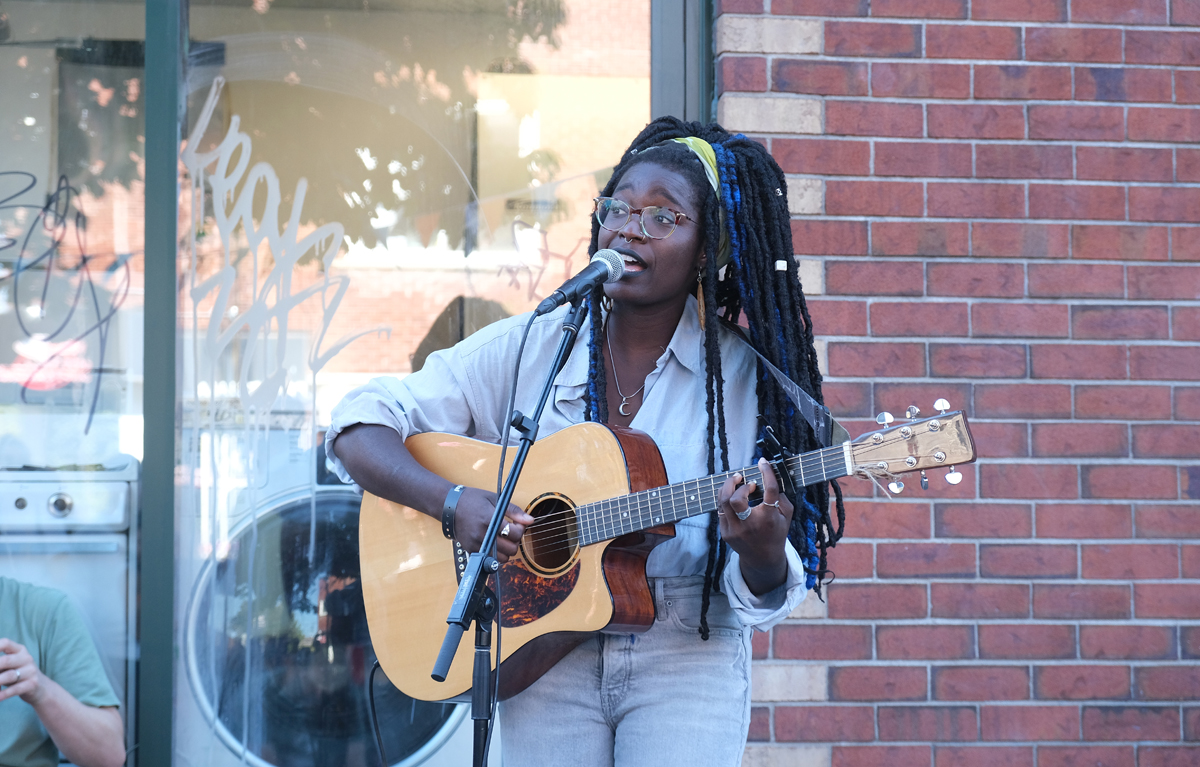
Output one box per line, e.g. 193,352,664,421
722,541,808,632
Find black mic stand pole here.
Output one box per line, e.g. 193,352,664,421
430,296,591,767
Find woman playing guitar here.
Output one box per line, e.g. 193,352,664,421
328,118,841,766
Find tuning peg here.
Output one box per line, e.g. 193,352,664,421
920,470,929,490
934,398,950,414
888,480,905,494
906,405,920,420
945,467,963,485
876,411,895,426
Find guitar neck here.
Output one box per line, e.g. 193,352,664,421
576,442,852,546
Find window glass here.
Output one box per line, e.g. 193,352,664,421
177,1,649,764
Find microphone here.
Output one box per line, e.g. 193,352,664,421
533,249,625,316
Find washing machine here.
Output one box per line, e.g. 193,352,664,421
177,423,496,767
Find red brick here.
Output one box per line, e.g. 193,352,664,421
879,705,978,740
1085,544,1179,579
827,101,924,137
1175,306,1200,340
1185,627,1200,657
1032,423,1130,458
1183,545,1200,578
876,142,972,178
936,746,1034,767
929,105,1027,140
870,301,968,336
980,543,1077,578
1073,306,1169,341
776,705,876,742
1073,225,1170,260
1038,746,1135,767
774,138,870,176
976,65,1073,99
1084,465,1178,500
874,382,972,415
932,583,1030,619
929,262,1025,298
1029,184,1127,221
1027,27,1123,63
772,60,868,96
1131,346,1200,380
717,0,763,10
873,222,970,258
1126,30,1200,65
833,746,932,767
928,24,1021,59
1131,187,1200,223
825,21,922,57
1035,584,1132,619
973,223,1069,259
1176,0,1200,24
976,384,1071,418
1180,72,1200,106
935,666,1029,701
823,384,871,417
1030,344,1128,380
1177,388,1200,419
931,343,1027,378
973,303,1068,338
970,423,1031,458
936,503,1032,538
1075,67,1174,103
1129,107,1200,143
748,705,769,741
979,624,1077,660
827,180,924,217
1134,424,1200,458
973,0,1067,21
1136,504,1200,538
1130,265,1200,300
1169,147,1200,181
808,299,867,336
976,145,1073,180
826,541,875,578
1081,625,1176,660
829,583,927,619
1138,747,1200,767
873,0,967,16
774,624,873,660
1077,147,1174,183
718,56,767,92
878,625,976,661
831,666,928,701
982,464,1079,500
929,184,1025,219
1028,264,1124,298
1075,385,1172,420
872,62,970,98
1037,503,1133,539
1081,705,1180,740
1073,0,1169,24
981,705,1079,740
879,543,977,578
1029,105,1125,141
771,0,867,13
1036,666,1132,700
829,341,927,377
1188,710,1200,740
794,220,869,256
1137,583,1200,618
825,260,926,297
843,500,931,538
752,629,769,659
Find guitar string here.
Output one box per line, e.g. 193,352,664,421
513,430,937,560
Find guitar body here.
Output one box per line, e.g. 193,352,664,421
359,421,674,702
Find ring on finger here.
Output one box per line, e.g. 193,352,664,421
14,669,20,682
501,522,511,538
735,507,752,521
759,500,781,510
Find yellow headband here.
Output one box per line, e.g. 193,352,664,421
665,137,733,268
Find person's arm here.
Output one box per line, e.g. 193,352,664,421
0,638,126,767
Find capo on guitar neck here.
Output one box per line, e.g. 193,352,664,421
755,418,799,500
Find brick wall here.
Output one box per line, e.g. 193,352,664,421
715,3,1200,767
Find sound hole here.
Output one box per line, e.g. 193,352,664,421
520,493,579,576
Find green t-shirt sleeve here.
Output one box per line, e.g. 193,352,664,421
38,593,120,709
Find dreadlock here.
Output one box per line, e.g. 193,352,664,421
582,117,846,639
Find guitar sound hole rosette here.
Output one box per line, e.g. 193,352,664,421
519,492,580,577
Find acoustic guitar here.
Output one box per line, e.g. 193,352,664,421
359,407,975,702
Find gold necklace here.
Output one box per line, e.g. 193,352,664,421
606,323,646,417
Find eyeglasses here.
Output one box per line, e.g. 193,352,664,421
593,197,691,240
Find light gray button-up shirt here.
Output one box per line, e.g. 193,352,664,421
325,296,807,630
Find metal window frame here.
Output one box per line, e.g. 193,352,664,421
651,0,714,124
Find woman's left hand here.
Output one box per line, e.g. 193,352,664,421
717,457,794,596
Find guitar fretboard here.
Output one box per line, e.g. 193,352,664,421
576,442,850,546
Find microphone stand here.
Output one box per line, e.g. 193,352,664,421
430,297,590,767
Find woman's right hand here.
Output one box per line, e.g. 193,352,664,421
451,487,534,564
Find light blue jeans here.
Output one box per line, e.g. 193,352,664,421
499,576,752,767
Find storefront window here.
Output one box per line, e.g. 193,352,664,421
1,0,146,763
176,1,649,765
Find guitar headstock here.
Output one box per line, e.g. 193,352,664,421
849,400,976,493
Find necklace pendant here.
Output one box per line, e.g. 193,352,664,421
618,398,633,417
